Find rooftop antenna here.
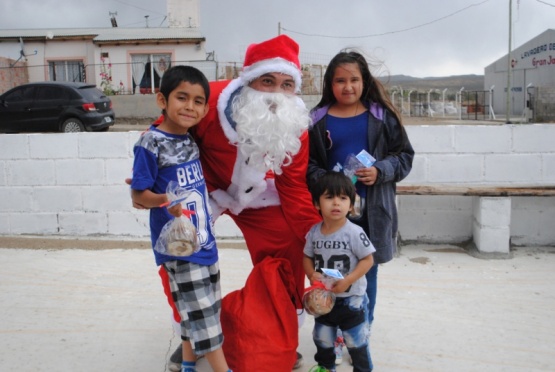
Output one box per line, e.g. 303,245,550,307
109,11,118,27
145,15,149,28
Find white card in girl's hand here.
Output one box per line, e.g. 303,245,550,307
356,150,376,168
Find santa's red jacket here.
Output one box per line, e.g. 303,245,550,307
190,78,320,239
156,78,321,307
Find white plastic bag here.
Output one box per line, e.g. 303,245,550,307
154,181,200,257
303,282,336,317
343,150,376,219
343,150,376,183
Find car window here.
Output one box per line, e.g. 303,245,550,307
79,87,106,101
3,86,35,102
67,89,81,99
35,86,69,100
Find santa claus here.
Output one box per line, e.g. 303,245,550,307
150,35,322,370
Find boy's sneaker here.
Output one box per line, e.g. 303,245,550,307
293,351,303,369
168,344,182,372
334,336,345,365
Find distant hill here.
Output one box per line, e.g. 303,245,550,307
379,74,484,93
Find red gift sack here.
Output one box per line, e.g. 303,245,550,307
221,257,301,371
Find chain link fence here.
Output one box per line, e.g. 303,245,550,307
390,89,461,119
1,57,495,122
1,60,326,96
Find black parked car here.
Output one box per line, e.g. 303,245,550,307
0,81,115,133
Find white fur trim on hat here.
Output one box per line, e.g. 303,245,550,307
241,58,302,93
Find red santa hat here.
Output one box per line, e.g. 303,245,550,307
240,34,303,92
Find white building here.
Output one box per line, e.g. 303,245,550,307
484,29,555,118
0,0,211,94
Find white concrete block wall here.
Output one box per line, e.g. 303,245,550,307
485,155,543,183
454,125,512,153
400,124,555,246
427,155,484,183
407,126,455,153
512,125,555,153
473,197,511,227
399,208,472,243
544,154,555,183
472,197,512,253
0,214,9,234
473,223,511,253
107,211,149,236
0,124,554,246
0,162,5,185
511,197,555,245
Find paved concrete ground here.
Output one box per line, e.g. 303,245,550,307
0,236,554,372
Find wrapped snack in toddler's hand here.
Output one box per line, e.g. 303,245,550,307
303,282,335,317
154,181,200,257
303,268,344,316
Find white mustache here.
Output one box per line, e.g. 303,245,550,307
231,86,310,174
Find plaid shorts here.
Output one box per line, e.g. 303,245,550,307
163,260,223,355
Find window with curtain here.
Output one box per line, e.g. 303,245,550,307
131,54,171,94
48,61,85,82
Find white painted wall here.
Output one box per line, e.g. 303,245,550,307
0,35,207,92
484,29,555,116
1,124,554,246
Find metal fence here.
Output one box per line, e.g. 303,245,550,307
84,60,222,95
391,89,460,119
1,60,482,122
0,60,230,95
0,60,329,97
460,90,491,121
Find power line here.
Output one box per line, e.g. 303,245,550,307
114,0,166,16
282,0,491,39
536,0,555,7
120,15,166,28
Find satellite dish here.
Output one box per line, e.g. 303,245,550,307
46,31,54,39
10,37,38,67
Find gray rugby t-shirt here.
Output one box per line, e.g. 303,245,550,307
304,220,376,298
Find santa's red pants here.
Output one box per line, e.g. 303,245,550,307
159,205,306,323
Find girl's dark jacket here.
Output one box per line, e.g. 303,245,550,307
307,102,415,264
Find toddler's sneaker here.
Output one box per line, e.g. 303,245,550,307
168,344,182,371
308,366,336,372
334,335,345,365
293,351,303,369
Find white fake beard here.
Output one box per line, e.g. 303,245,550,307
231,86,310,175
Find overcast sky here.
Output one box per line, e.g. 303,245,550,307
1,0,553,77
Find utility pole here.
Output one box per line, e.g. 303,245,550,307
278,22,281,35
505,0,512,124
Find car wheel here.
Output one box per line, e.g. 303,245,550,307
61,118,85,132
